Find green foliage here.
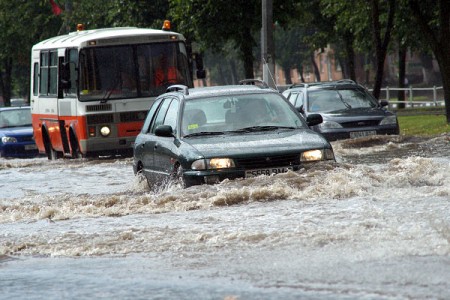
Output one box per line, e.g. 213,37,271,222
0,0,62,100
169,0,298,79
0,0,447,111
68,0,169,30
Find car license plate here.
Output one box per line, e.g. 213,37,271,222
350,130,376,139
245,167,293,178
25,144,37,150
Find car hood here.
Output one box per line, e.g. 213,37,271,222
0,126,33,137
182,129,330,157
318,107,394,120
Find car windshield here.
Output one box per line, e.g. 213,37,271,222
0,108,32,128
181,93,307,137
308,88,378,112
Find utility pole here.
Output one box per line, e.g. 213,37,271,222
262,0,276,88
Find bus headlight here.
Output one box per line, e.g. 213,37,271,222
100,126,111,137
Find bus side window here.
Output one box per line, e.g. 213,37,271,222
39,52,49,95
39,50,58,96
33,63,39,96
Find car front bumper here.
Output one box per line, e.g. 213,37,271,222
318,126,400,142
182,166,303,187
0,143,39,158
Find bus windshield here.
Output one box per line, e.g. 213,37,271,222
79,42,192,101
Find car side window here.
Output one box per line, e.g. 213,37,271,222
163,98,179,134
293,91,304,109
150,97,172,134
141,98,163,133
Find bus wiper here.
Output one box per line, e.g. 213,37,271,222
183,131,225,138
101,76,122,103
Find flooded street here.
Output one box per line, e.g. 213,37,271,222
1,134,450,299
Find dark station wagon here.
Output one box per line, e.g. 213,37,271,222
133,83,335,188
282,80,400,141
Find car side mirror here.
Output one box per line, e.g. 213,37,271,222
155,125,174,137
298,105,305,114
379,100,389,107
306,113,323,127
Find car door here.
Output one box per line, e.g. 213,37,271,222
136,98,163,178
152,97,180,177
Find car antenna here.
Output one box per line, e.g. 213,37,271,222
262,57,279,92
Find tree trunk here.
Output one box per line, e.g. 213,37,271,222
436,54,450,123
239,33,254,79
230,60,238,84
397,46,407,109
311,53,321,82
299,65,305,83
343,31,356,81
0,58,13,107
409,0,450,123
283,66,292,85
370,0,396,100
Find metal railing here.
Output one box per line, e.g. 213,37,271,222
369,86,445,108
278,84,445,109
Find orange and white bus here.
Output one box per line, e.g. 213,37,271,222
31,23,202,159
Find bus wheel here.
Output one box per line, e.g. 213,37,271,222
70,133,84,159
43,132,58,160
46,145,58,160
119,148,133,158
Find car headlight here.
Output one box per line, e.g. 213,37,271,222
191,158,235,170
380,115,398,125
301,149,335,162
318,121,343,129
1,136,17,143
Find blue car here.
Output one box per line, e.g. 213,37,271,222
0,106,39,158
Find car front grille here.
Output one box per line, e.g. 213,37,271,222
235,154,299,169
341,120,380,128
17,136,34,142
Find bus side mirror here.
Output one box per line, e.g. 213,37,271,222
60,61,72,89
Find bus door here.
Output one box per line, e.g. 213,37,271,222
57,48,79,155
35,49,64,154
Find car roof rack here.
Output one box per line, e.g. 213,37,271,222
238,79,269,88
166,85,189,95
287,79,357,90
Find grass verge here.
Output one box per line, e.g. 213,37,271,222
398,114,450,136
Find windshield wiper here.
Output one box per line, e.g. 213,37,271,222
335,89,352,109
101,76,122,103
183,131,225,138
232,126,296,132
